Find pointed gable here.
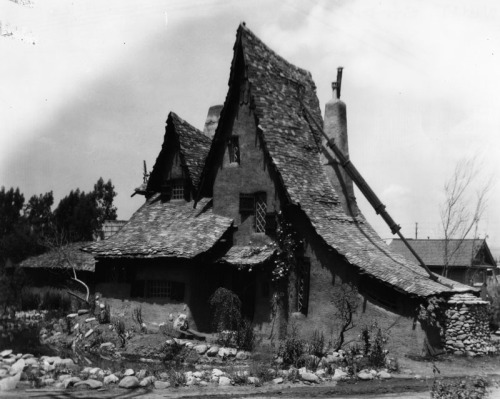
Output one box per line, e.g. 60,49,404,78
200,24,473,297
148,112,211,195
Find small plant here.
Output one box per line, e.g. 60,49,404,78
431,377,488,399
361,326,371,356
277,324,305,367
161,341,185,365
368,327,387,368
236,318,255,351
308,330,326,358
132,306,143,326
166,368,186,387
98,303,111,324
113,318,126,348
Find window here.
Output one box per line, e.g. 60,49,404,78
255,193,267,233
171,179,184,200
296,257,310,315
228,136,240,164
239,192,267,232
132,280,185,301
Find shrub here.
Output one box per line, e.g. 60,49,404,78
166,368,186,387
236,318,255,351
209,287,242,332
308,330,326,358
431,377,488,399
278,325,305,367
132,306,144,329
161,341,185,365
112,318,126,348
368,327,387,368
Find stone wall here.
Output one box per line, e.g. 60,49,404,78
444,293,496,356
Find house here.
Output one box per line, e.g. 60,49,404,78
388,238,498,287
84,24,477,355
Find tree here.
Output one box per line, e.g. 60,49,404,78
24,191,54,235
440,157,493,278
92,178,117,229
331,283,359,350
0,187,25,237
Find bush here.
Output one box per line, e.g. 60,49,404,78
209,287,242,332
278,325,305,367
161,342,185,365
236,318,255,351
431,377,488,399
112,318,126,348
308,330,326,358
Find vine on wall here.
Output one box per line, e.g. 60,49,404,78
271,211,303,282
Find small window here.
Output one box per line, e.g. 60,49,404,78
171,179,184,200
239,194,255,214
255,192,267,233
228,136,240,164
296,257,310,315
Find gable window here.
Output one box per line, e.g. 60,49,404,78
228,136,240,164
296,257,310,315
239,192,267,232
171,179,184,200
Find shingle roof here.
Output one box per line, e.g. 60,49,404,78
19,242,95,272
219,245,276,266
388,239,496,268
233,24,473,297
146,112,211,194
83,196,233,258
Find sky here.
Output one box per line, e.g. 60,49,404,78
1,0,499,258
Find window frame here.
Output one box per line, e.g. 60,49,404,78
228,136,240,164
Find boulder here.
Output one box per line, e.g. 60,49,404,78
194,344,208,355
21,354,34,359
154,380,171,389
357,371,374,380
124,368,135,376
9,359,25,375
378,371,392,379
301,372,319,383
272,377,283,384
247,376,260,385
3,357,16,365
63,376,81,388
0,350,13,358
206,346,219,357
74,379,103,389
140,376,155,387
236,351,250,360
218,376,231,386
212,368,224,377
103,374,119,384
137,369,147,379
332,369,349,381
0,372,21,391
57,374,72,382
89,367,101,375
119,376,140,388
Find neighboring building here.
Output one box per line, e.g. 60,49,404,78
84,24,474,355
388,238,498,287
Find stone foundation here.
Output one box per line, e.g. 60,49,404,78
444,293,496,356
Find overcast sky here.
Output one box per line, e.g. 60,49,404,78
1,0,499,258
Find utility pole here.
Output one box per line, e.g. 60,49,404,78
415,222,418,239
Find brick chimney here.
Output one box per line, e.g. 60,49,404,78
321,68,358,216
203,105,223,139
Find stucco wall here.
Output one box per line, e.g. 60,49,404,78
213,102,279,246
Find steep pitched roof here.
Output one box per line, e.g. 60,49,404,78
19,242,95,272
206,24,473,297
83,196,233,259
388,239,497,268
145,112,211,194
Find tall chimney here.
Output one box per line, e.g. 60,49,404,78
203,105,223,139
321,67,357,216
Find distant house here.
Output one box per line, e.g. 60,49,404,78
388,239,498,287
84,24,475,355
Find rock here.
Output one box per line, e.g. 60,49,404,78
103,374,119,384
74,379,103,389
124,368,135,376
58,374,72,382
301,372,319,383
272,377,283,384
119,376,140,388
89,367,101,375
0,372,21,391
137,369,147,380
43,378,55,386
154,380,171,389
3,357,16,365
9,359,25,374
0,370,7,377
218,376,231,386
378,371,392,379
85,317,96,323
207,346,219,357
21,354,34,359
194,345,208,355
357,371,374,380
67,313,78,319
212,368,224,377
236,351,250,360
248,376,260,384
140,376,155,387
100,342,114,349
59,358,75,368
315,369,326,377
84,329,94,338
77,309,89,315
0,350,13,358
